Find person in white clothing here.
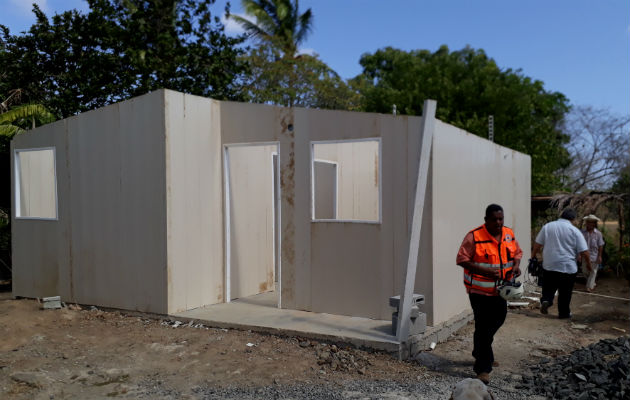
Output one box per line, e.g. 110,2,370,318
581,214,605,293
532,208,591,319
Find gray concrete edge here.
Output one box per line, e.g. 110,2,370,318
399,309,474,360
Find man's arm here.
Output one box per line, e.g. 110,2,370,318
581,250,593,272
532,242,543,259
596,231,604,264
510,239,523,278
511,258,522,278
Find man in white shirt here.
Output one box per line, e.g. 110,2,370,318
581,214,605,293
532,208,591,319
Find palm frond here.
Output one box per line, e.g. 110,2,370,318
231,14,273,42
238,0,313,57
241,0,278,34
0,124,22,137
295,7,313,46
0,104,56,125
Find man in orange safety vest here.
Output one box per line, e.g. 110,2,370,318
456,204,522,384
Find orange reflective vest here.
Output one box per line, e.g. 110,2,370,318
463,224,518,296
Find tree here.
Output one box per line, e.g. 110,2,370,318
0,89,56,149
355,46,571,194
231,0,313,57
242,43,359,109
233,0,321,107
560,105,630,193
0,0,247,118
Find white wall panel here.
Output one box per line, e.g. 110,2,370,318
313,161,337,219
430,121,531,325
165,91,225,313
66,93,167,313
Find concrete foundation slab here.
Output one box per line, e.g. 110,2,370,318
173,290,473,359
173,291,400,352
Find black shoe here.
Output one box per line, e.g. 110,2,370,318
540,301,551,314
558,313,572,319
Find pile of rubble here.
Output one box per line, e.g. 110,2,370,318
313,343,371,375
519,336,630,400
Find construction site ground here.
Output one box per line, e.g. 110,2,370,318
1,273,628,399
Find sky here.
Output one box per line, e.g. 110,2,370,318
1,0,628,116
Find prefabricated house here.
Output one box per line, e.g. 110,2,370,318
11,89,530,343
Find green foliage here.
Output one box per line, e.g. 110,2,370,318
355,45,571,194
0,104,56,130
0,97,56,152
231,0,313,57
0,0,247,118
243,44,359,109
601,233,630,280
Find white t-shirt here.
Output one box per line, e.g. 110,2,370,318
535,218,588,273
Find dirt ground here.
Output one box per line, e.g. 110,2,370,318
1,273,628,399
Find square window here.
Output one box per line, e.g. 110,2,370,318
15,148,58,219
311,139,380,223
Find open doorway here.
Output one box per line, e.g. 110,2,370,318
224,143,280,307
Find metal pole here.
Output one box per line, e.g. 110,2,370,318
397,99,436,343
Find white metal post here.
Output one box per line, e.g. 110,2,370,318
396,99,436,342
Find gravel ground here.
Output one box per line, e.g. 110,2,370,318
133,373,544,399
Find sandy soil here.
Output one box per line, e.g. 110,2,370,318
0,274,628,399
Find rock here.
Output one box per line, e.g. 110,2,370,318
414,352,446,370
299,341,310,348
104,368,129,381
523,336,630,399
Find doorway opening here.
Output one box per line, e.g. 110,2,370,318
224,143,280,308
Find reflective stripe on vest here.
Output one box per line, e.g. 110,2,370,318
475,261,514,269
463,274,497,288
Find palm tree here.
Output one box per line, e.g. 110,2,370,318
0,90,56,137
231,0,313,58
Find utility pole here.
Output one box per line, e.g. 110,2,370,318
392,104,397,116
488,115,494,142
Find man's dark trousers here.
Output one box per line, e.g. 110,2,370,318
469,293,507,374
540,269,577,318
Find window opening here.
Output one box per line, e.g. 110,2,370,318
311,139,381,223
15,148,58,219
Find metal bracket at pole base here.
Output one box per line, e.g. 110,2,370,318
390,294,426,337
